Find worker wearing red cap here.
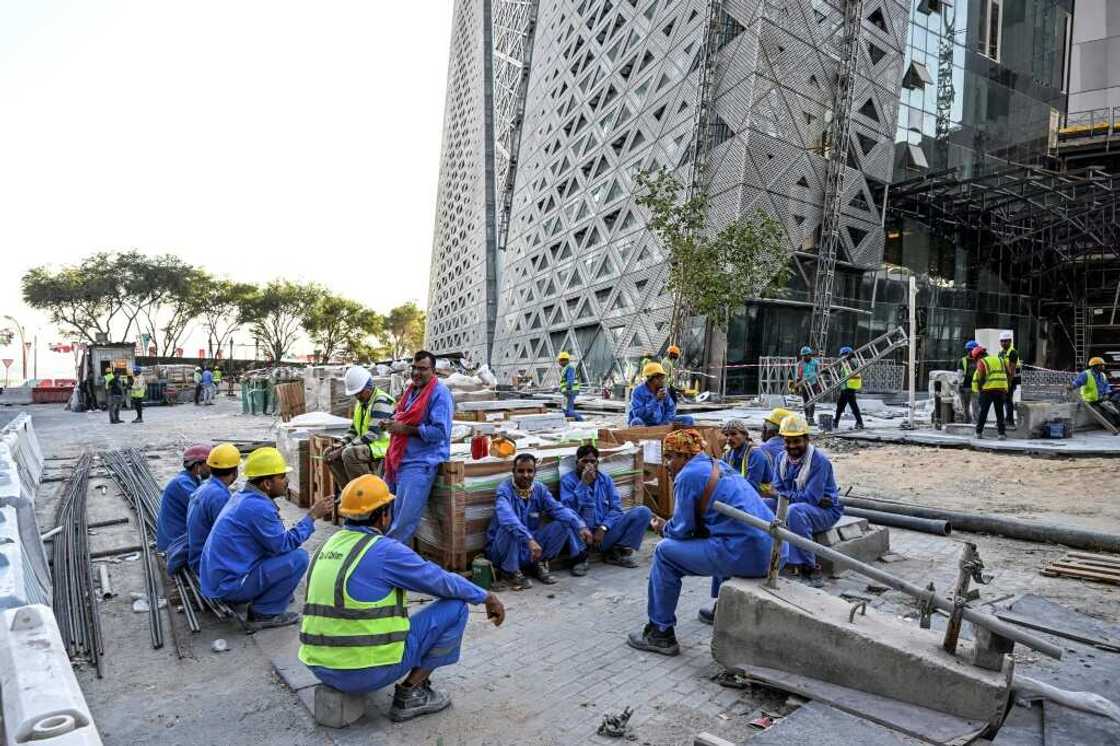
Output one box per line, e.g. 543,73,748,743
156,444,212,551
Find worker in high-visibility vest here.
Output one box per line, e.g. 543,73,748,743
300,474,505,721
958,340,978,423
997,331,1020,427
1071,357,1120,428
833,346,864,430
104,368,125,424
326,366,395,486
128,365,146,423
557,351,583,421
971,345,1008,440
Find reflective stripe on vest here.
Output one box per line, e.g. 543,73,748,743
352,392,392,459
980,355,1008,391
559,363,580,393
1080,370,1100,403
298,531,410,669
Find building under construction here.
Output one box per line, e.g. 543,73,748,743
426,0,1116,392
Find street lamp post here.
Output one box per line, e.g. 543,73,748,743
1,316,29,381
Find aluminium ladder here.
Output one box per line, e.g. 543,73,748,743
801,326,910,406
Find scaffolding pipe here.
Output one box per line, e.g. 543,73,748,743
712,501,1064,659
843,506,951,536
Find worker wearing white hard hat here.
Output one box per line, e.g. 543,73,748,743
996,331,1020,428
326,366,397,487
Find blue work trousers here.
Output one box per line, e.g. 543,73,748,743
648,535,776,630
487,521,584,574
599,506,652,553
310,599,469,694
564,391,584,421
786,503,843,568
217,548,309,616
627,415,695,427
165,535,189,576
388,463,439,545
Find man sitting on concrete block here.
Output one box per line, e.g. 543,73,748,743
627,429,785,656
772,414,844,588
300,475,505,724
325,365,395,486
486,454,594,590
201,448,335,629
560,444,656,573
628,362,695,427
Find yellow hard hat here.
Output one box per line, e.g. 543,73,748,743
1089,357,1106,367
765,407,793,426
667,345,681,356
779,414,810,437
643,362,666,378
243,447,291,479
338,474,394,518
206,443,241,470
558,351,571,361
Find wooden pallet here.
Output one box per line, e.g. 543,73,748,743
308,434,341,524
455,406,548,422
1041,551,1120,585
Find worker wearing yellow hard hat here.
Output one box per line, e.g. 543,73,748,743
1072,357,1120,428
758,407,792,467
200,447,336,630
771,414,844,588
628,361,695,427
178,443,243,576
300,475,505,722
557,351,583,422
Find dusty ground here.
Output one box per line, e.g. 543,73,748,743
8,397,1119,745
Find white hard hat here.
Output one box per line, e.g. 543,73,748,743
343,365,373,396
999,330,1013,341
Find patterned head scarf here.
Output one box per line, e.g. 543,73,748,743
721,419,749,435
663,429,705,456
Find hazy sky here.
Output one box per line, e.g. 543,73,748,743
0,1,452,379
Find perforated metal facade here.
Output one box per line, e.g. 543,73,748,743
428,1,908,385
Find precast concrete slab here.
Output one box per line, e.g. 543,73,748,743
710,578,1012,730
814,515,890,577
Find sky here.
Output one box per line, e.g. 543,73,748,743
0,1,453,381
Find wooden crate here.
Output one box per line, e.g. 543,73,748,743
415,445,644,571
275,381,306,422
308,434,341,523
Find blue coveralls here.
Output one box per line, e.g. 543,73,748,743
388,381,453,544
560,471,652,553
486,479,587,573
627,382,695,427
648,454,785,631
772,447,844,568
308,524,488,694
561,364,583,421
156,470,201,551
723,444,773,495
185,477,233,574
199,484,315,616
760,436,785,468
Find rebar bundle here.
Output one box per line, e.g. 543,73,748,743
50,452,104,677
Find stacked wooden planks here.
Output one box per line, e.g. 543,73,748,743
1042,551,1120,585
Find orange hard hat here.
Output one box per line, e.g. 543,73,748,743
338,474,395,518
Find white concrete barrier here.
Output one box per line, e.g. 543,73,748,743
0,604,103,745
0,415,51,608
0,506,29,610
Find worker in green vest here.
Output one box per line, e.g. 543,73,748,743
1071,357,1120,428
213,367,224,397
300,474,505,722
104,368,125,424
128,365,146,423
997,331,1020,427
833,346,864,429
326,366,396,487
958,340,978,423
971,345,1008,440
557,351,583,421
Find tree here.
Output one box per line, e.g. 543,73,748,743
199,280,256,358
22,253,138,344
126,255,210,356
301,292,384,362
382,302,426,360
242,281,314,362
635,169,791,340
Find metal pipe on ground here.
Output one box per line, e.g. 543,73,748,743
712,501,1064,660
843,495,1120,553
843,506,951,536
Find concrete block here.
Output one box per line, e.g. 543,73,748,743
694,733,736,746
815,516,867,547
712,578,1011,730
968,626,1015,672
313,685,367,728
816,526,890,577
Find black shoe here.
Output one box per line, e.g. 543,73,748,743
507,571,532,591
698,604,716,625
975,432,984,440
627,623,680,656
389,681,451,722
247,610,300,630
533,562,557,585
132,419,142,423
854,423,865,430
803,566,825,589
571,553,590,577
998,434,1007,441
604,547,640,568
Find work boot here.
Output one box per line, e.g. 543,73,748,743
504,571,531,591
533,562,557,585
698,603,717,625
803,565,825,589
975,432,984,440
247,609,300,630
854,422,865,430
604,547,640,568
998,434,1007,441
627,623,680,656
570,553,590,577
389,681,452,722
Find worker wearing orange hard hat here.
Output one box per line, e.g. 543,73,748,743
300,474,505,722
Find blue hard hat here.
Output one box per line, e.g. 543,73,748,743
964,340,978,351
800,346,813,355
133,365,141,373
839,346,854,355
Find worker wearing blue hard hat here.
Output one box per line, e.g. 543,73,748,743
793,346,818,424
958,340,979,424
834,346,864,430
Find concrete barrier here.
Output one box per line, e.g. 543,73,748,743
0,604,103,745
0,415,52,608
